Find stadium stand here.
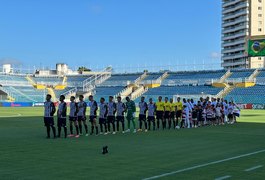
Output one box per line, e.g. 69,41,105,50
226,85,265,104
1,68,265,104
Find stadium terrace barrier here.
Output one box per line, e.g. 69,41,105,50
1,102,34,107
237,104,265,110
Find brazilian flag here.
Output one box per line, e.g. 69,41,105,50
248,39,265,57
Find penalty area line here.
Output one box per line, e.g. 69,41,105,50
244,165,263,172
142,149,265,180
215,175,231,180
0,113,22,118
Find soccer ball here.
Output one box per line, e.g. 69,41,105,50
175,126,180,130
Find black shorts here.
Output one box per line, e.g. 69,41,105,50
170,112,175,119
197,116,203,122
164,111,170,119
44,117,54,126
107,116,115,123
233,113,240,117
148,116,155,121
139,114,146,121
57,118,66,127
176,110,182,118
69,116,77,121
156,111,164,120
89,115,97,122
228,114,233,119
99,118,106,124
77,116,86,121
116,116,125,122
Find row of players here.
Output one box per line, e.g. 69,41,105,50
43,94,240,138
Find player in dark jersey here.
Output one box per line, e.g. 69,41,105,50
99,97,108,134
68,96,79,138
138,96,148,132
57,95,67,138
89,95,99,135
116,96,126,133
43,94,56,138
77,95,88,136
147,98,156,131
107,96,117,134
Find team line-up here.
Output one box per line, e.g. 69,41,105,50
43,94,240,138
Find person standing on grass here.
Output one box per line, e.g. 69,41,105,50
125,96,137,133
156,96,165,130
57,95,67,138
232,102,240,123
138,96,148,132
183,98,191,128
116,96,126,133
89,95,99,135
227,102,234,124
107,96,117,134
98,97,108,135
175,97,182,129
164,97,171,130
43,94,56,139
68,96,79,138
147,98,156,131
169,98,176,129
77,95,88,136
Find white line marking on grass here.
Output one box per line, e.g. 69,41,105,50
215,175,231,180
142,149,265,180
0,113,22,118
245,165,263,172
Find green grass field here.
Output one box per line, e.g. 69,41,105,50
0,107,265,180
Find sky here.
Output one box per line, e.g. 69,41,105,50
0,0,222,72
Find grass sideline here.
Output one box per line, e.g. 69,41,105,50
0,107,265,180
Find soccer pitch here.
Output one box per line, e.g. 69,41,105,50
0,107,265,180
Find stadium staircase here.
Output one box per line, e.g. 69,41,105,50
158,71,169,81
0,87,15,102
46,87,57,101
215,69,260,99
25,75,37,86
218,70,232,83
114,71,169,100
9,86,37,102
130,86,148,100
248,69,260,81
134,72,148,84
114,72,148,100
77,67,112,98
60,87,78,99
215,84,235,99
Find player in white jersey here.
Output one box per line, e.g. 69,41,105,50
43,94,56,138
99,97,108,134
89,95,99,135
68,96,79,138
57,95,67,138
215,103,223,125
107,96,117,134
232,102,240,124
222,100,228,123
182,99,191,128
116,96,126,133
138,96,148,132
77,95,88,136
227,102,234,123
147,98,156,131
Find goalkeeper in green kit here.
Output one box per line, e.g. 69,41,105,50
125,96,137,133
